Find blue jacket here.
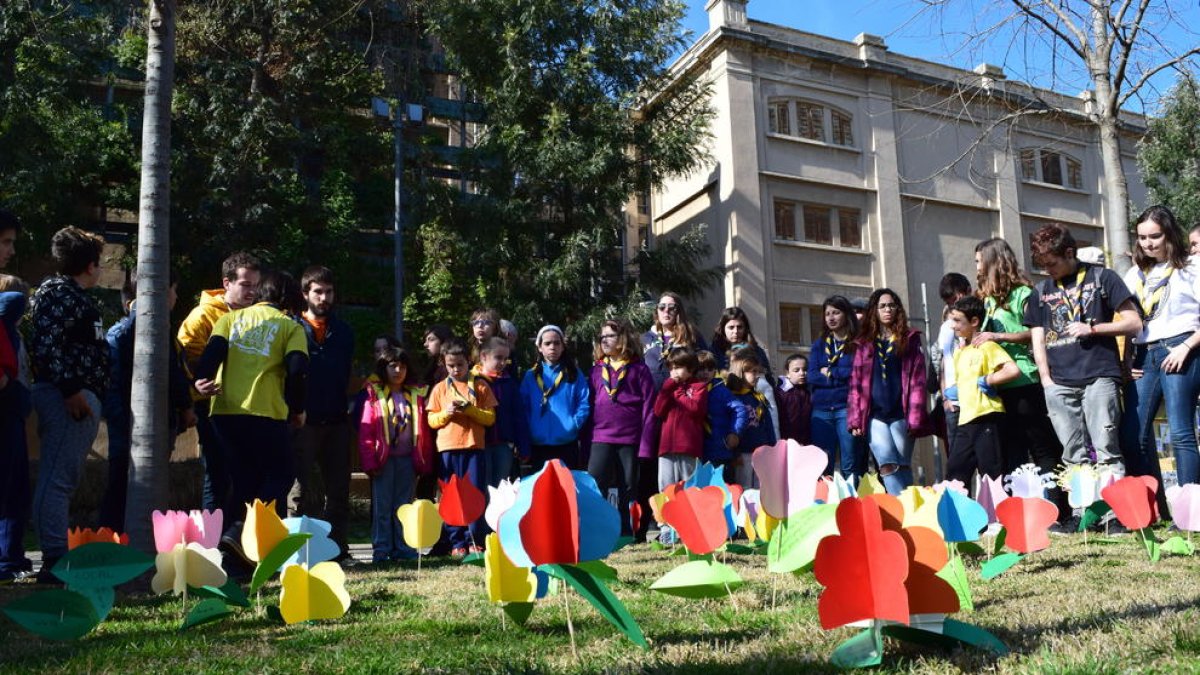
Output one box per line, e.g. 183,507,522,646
301,313,354,424
102,308,193,435
520,361,591,446
703,378,750,464
476,366,532,459
807,334,854,411
728,384,777,453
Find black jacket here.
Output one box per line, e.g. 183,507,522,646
301,313,354,424
29,274,109,397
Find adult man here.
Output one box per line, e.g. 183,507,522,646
178,252,262,513
28,226,109,581
0,210,31,582
1024,223,1142,530
288,266,354,561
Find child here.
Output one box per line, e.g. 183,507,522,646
726,347,776,488
520,325,591,470
947,296,1020,484
427,340,498,556
777,353,812,446
468,307,501,366
358,346,434,563
935,273,972,461
697,350,749,469
654,349,708,487
473,336,530,491
421,324,452,392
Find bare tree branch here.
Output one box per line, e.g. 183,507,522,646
1009,0,1088,59
1119,47,1200,107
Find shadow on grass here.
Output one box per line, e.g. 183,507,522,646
996,597,1200,652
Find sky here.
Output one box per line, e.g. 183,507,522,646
680,0,1200,112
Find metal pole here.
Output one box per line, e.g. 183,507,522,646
393,112,405,343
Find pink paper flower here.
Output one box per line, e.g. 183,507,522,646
152,509,223,553
1166,484,1200,532
750,439,829,519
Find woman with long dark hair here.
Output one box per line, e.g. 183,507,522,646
710,306,779,440
807,296,863,478
641,292,707,388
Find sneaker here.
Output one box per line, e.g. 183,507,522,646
450,547,469,558
333,551,360,568
1049,517,1081,535
219,534,253,566
392,549,419,562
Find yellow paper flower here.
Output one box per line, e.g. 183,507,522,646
484,533,537,604
898,486,943,536
151,542,227,595
242,499,288,562
857,473,886,497
756,509,780,542
279,562,351,625
396,499,443,551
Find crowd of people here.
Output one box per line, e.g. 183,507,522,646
1,205,1199,583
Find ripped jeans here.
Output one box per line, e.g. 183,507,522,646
1043,377,1125,474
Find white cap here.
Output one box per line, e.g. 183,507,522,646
1076,246,1106,266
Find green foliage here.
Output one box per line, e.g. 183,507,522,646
1138,72,1200,228
634,224,725,301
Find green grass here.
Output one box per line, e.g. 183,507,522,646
3,529,1200,674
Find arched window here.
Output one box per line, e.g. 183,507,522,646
1019,148,1084,190
767,98,856,148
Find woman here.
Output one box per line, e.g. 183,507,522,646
972,240,1066,481
710,307,779,440
1123,205,1200,488
642,292,708,388
584,319,656,536
847,289,930,495
807,296,864,479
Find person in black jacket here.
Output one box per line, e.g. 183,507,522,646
28,226,108,583
288,266,354,560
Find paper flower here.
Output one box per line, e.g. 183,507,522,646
858,473,886,497
894,525,959,616
684,462,736,537
497,459,619,567
813,498,910,629
864,493,906,531
485,479,520,532
484,533,537,603
396,499,444,551
932,480,968,496
151,543,227,596
242,500,287,561
1056,464,1102,509
751,439,829,519
662,486,729,555
1166,484,1200,532
974,474,1008,524
937,488,988,543
282,516,340,567
995,497,1057,553
279,562,351,625
439,474,486,527
1006,464,1055,499
629,501,643,534
152,509,222,553
738,489,762,541
898,486,942,536
1100,475,1159,531
68,527,129,550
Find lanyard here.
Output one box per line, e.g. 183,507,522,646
875,336,896,380
1134,264,1173,320
1055,266,1089,323
534,364,564,410
600,358,628,401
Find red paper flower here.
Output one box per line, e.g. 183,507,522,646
629,501,643,534
995,496,1058,553
661,486,729,555
813,498,910,629
1100,475,1159,530
439,474,486,527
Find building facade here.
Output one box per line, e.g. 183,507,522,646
649,0,1148,364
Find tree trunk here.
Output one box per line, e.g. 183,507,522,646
1097,114,1131,274
126,0,177,554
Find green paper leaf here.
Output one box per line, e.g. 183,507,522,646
52,543,153,589
956,541,986,557
610,536,634,553
1161,536,1195,556
2,589,100,640
669,546,688,557
1138,529,1161,562
942,618,1010,655
1081,501,1112,531
190,578,250,608
180,598,233,631
981,552,1023,580
69,585,115,622
767,503,838,574
831,625,883,669
573,560,618,580
649,541,666,551
992,527,1007,556
723,543,760,555
460,552,485,567
543,564,647,649
501,601,534,626
936,555,974,613
249,533,312,594
650,559,743,599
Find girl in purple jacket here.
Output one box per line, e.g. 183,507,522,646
584,319,656,537
847,289,931,495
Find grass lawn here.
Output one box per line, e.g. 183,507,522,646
2,526,1200,673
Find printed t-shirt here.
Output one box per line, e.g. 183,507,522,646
952,342,1013,425
209,303,308,420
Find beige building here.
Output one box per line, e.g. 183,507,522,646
647,0,1148,364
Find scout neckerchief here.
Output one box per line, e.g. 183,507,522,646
376,384,419,448
875,334,896,380
1133,263,1173,321
1055,265,1089,323
824,335,847,368
728,380,768,425
599,357,629,401
534,362,565,410
445,373,478,407
654,329,675,355
703,377,723,433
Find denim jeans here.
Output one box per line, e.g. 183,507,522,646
811,407,864,478
31,385,101,560
439,450,486,550
1044,377,1124,472
867,417,913,495
485,443,514,488
372,455,416,561
1131,336,1200,486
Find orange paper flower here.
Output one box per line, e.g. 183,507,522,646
67,527,128,550
1100,475,1159,530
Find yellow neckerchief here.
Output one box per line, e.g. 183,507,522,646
445,373,478,406
534,362,565,410
470,363,501,383
727,379,767,424
1055,265,1089,323
654,328,675,354
1133,262,1173,321
824,334,847,368
875,333,896,380
600,357,629,401
373,383,420,448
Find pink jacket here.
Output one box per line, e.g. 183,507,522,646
846,330,932,437
358,382,435,475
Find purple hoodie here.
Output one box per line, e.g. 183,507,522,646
581,358,658,458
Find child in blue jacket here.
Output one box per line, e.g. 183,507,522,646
725,347,776,488
474,336,530,488
520,325,590,470
696,351,749,469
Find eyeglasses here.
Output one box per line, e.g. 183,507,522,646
599,334,619,341
878,303,899,310
471,319,494,327
657,303,678,312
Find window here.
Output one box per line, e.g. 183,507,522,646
779,304,825,347
636,190,650,215
1019,147,1084,190
767,99,854,147
774,200,863,248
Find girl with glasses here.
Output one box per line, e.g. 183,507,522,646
641,292,708,389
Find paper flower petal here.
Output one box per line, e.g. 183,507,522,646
485,479,520,532
897,526,959,615
684,462,737,536
813,498,910,629
498,460,619,567
396,500,443,551
439,474,487,527
279,562,351,625
662,486,729,555
186,510,222,549
752,439,829,519
898,486,943,536
995,496,1057,553
1166,484,1200,532
1100,475,1159,530
1006,463,1055,499
974,474,1009,524
937,488,988,543
857,473,886,497
242,500,288,562
151,543,226,596
484,533,537,603
152,511,190,554
283,516,340,567
68,527,129,550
